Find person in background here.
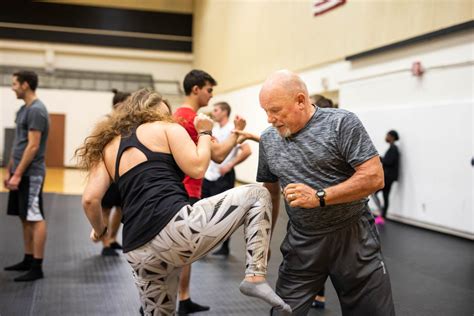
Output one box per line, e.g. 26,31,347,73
202,101,252,256
4,70,49,282
173,69,247,314
99,89,131,256
373,130,400,225
313,94,334,109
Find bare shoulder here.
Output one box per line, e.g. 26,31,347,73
164,122,187,135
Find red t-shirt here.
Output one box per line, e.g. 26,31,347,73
173,107,202,198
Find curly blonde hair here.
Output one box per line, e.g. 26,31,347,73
75,89,173,170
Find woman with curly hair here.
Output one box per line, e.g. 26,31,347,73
75,89,291,316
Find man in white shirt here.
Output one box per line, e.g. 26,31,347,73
202,102,252,256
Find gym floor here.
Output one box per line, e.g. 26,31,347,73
0,169,472,315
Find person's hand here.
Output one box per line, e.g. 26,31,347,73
7,174,21,191
283,183,319,208
233,115,246,131
219,164,232,176
233,130,259,143
90,227,107,243
3,169,11,189
194,113,214,133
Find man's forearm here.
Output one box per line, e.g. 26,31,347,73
14,145,39,176
6,157,13,171
326,170,383,205
211,133,239,163
226,146,251,169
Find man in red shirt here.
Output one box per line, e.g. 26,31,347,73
174,69,246,314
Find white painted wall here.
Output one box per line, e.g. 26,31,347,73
0,39,192,166
2,87,113,167
212,31,473,238
340,31,473,237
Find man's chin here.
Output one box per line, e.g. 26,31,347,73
276,127,291,138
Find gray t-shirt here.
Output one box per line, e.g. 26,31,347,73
12,99,49,176
257,107,378,234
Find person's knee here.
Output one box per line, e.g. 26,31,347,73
246,183,271,200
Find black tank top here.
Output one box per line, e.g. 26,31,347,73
115,129,189,252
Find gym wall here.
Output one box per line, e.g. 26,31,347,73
211,29,473,239
193,0,473,93
0,41,192,167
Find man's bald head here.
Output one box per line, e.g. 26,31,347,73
259,70,314,137
260,70,308,103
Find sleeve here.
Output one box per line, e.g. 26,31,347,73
256,141,278,183
336,112,379,168
27,108,48,133
174,109,198,143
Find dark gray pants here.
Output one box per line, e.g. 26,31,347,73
272,211,395,316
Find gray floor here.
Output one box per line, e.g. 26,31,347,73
0,193,473,316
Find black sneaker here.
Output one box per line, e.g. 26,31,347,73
178,299,210,315
4,261,31,271
110,242,123,250
101,247,119,256
14,269,44,282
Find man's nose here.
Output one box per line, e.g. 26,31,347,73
267,115,276,124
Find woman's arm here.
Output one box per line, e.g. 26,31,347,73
166,122,213,179
82,160,111,241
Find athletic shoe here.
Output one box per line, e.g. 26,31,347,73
375,216,385,225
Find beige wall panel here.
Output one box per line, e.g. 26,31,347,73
193,0,473,93
40,0,193,13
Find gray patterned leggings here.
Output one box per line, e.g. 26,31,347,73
125,184,272,316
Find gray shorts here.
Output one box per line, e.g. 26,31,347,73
7,175,45,221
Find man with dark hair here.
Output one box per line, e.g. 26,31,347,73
173,70,247,314
202,102,252,256
182,69,217,96
4,70,49,282
373,130,400,225
314,95,334,108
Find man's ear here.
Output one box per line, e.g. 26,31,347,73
191,85,200,95
21,81,30,91
296,93,306,109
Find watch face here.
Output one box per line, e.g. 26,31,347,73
317,191,325,197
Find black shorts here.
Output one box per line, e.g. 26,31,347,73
7,175,45,221
101,183,122,208
202,169,236,198
272,211,395,316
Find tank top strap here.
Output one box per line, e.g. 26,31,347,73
114,128,155,181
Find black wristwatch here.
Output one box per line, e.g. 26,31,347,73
198,130,213,137
315,189,326,207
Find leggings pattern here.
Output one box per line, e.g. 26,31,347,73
125,184,272,316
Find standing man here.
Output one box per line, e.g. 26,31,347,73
4,71,49,282
257,70,395,315
373,130,400,225
173,70,246,314
202,102,252,256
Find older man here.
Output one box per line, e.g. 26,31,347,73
257,70,395,315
